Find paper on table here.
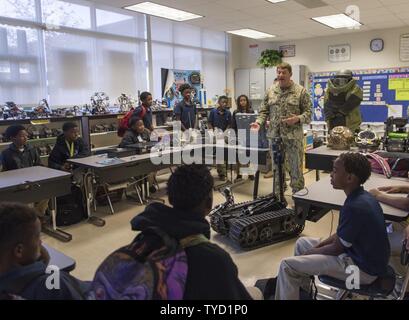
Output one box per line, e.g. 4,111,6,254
387,105,403,118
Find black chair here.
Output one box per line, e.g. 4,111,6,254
318,265,396,300
319,241,409,300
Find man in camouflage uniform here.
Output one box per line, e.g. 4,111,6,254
251,63,312,194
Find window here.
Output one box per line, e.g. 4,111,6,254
42,0,91,29
44,31,94,105
96,9,145,38
0,25,44,105
95,39,148,99
151,42,173,98
0,0,37,21
150,17,228,101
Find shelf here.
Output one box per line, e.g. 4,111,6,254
40,155,49,158
0,136,58,147
90,131,117,136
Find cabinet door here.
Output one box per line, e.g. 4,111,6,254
249,68,265,100
235,69,250,98
265,68,277,91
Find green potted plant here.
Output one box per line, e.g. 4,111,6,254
257,49,284,69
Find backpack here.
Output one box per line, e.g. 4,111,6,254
89,227,209,300
365,152,409,178
56,185,87,227
117,106,147,137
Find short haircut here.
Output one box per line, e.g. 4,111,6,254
140,92,152,102
129,116,143,128
179,83,192,94
277,62,292,74
218,95,228,103
62,122,78,132
339,152,371,185
5,125,26,140
167,165,214,211
0,203,38,254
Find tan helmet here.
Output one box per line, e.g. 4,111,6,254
328,126,354,150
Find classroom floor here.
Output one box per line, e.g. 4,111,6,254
42,169,338,287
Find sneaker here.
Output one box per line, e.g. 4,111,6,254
236,175,243,180
249,175,255,181
149,185,157,194
219,175,226,181
264,171,273,178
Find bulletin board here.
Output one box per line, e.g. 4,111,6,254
309,67,409,122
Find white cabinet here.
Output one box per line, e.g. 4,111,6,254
234,65,306,111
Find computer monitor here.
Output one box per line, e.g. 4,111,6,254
235,113,269,148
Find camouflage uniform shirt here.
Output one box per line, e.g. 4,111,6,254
256,82,312,140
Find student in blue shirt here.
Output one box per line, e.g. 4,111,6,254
208,96,232,180
274,152,390,300
174,84,196,131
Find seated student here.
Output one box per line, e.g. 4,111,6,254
48,122,90,172
174,84,197,131
119,117,151,148
1,125,48,219
132,91,154,132
208,96,232,180
369,185,409,277
89,165,259,300
275,153,390,300
0,202,88,300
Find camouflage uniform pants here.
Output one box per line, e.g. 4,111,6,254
271,138,305,194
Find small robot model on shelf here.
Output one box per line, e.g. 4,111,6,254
3,102,26,120
41,125,53,138
31,99,51,118
383,117,409,152
91,92,110,114
117,94,135,113
209,137,304,250
52,128,63,137
355,128,380,153
327,126,354,150
26,125,41,140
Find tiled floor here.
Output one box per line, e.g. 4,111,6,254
42,169,338,287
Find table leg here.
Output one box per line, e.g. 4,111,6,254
42,197,73,242
84,171,105,227
253,170,260,199
316,170,320,181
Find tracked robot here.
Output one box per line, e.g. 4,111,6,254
209,137,305,250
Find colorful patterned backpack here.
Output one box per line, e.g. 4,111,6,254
88,227,208,300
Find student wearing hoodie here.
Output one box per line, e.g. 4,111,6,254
48,122,90,172
0,202,88,299
90,165,258,300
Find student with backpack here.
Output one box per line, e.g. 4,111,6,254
89,165,258,300
0,203,88,300
117,92,153,137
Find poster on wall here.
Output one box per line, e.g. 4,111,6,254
310,67,409,123
161,68,202,108
279,45,296,57
328,44,351,62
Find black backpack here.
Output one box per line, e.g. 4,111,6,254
56,185,87,227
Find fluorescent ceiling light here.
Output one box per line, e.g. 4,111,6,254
123,2,203,22
312,13,362,29
227,29,276,40
266,0,288,3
